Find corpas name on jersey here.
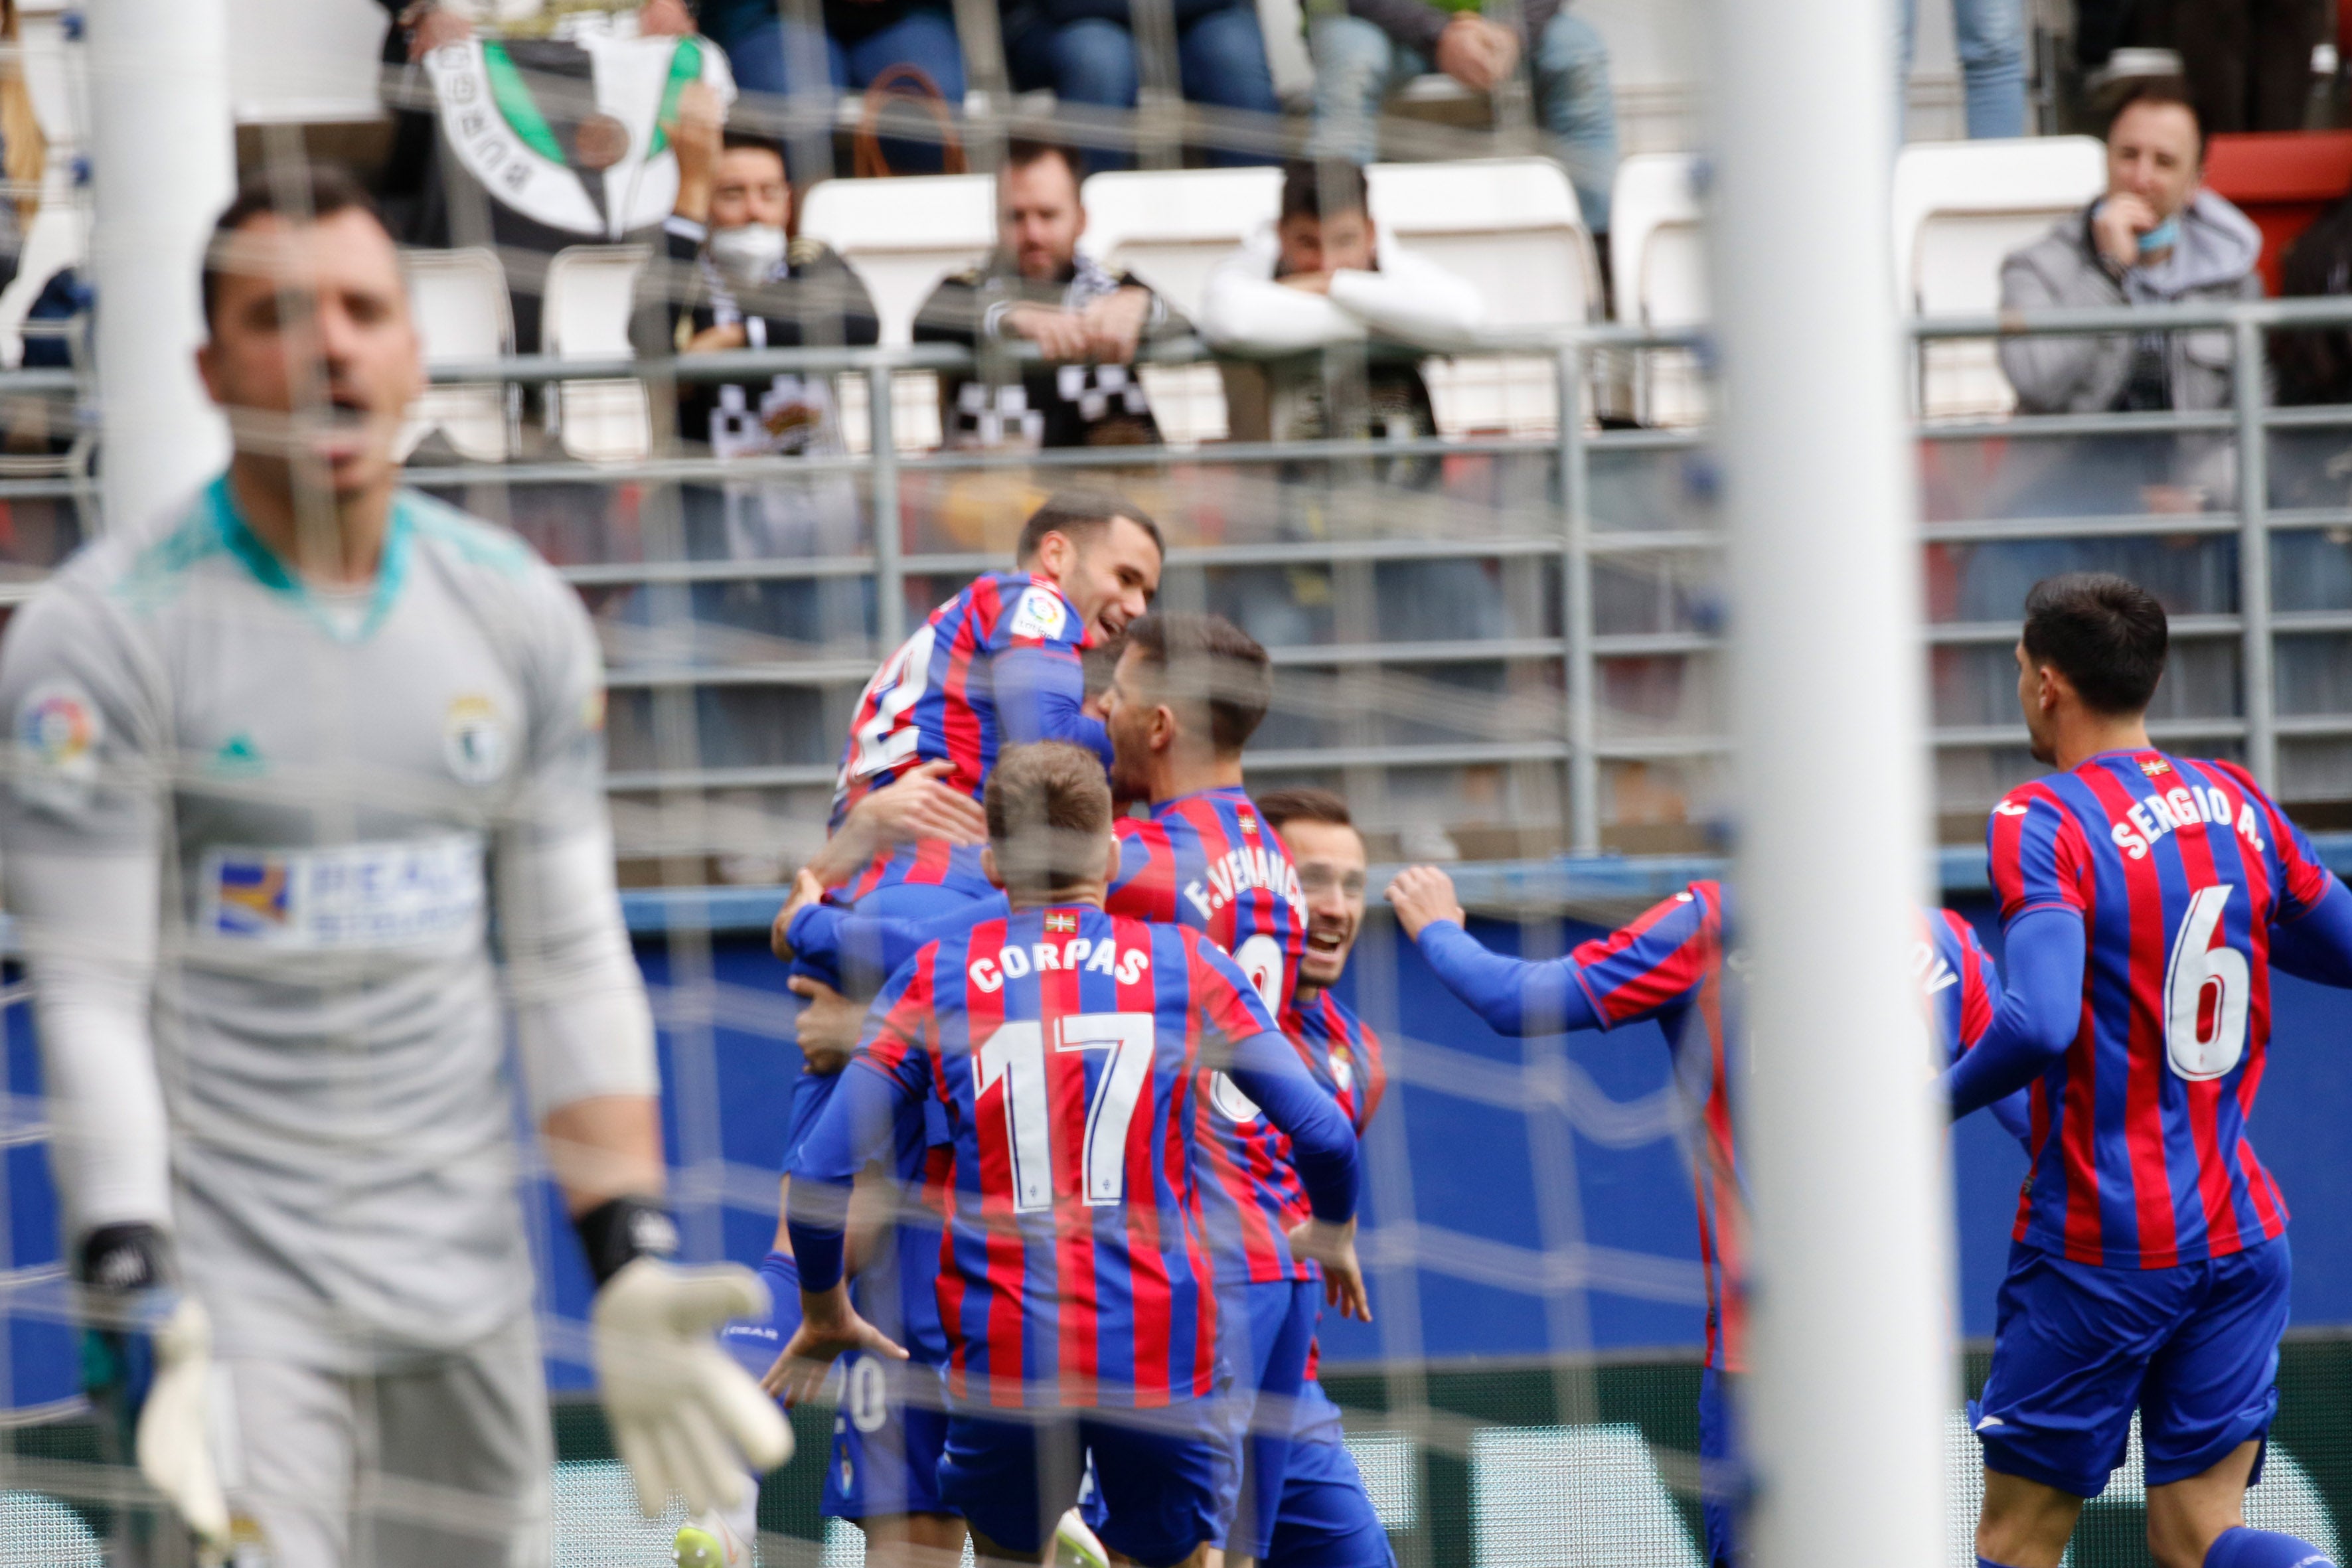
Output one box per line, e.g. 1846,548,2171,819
2107,782,2268,861
969,935,1148,993
1182,843,1304,923
201,835,485,950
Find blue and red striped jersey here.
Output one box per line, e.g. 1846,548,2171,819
1986,749,2333,1269
1285,988,1386,1138
1567,881,1744,1369
829,570,1101,831
1107,787,1322,1284
824,840,996,904
1925,907,2000,1069
852,905,1289,1409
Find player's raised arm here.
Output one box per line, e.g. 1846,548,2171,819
783,872,1012,1000
1386,865,1636,1037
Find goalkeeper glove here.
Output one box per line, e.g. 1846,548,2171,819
80,1223,230,1549
578,1198,793,1516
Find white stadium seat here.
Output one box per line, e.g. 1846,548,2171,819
1369,157,1598,434
399,247,514,463
1081,167,1285,445
1892,135,2106,418
799,172,994,452
542,243,652,464
1607,152,1710,428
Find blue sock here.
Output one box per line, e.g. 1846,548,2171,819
2205,1526,2339,1568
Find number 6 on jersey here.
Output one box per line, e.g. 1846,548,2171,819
975,1011,1157,1212
2165,884,2250,1081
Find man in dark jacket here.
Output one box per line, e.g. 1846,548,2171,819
913,140,1186,450
1306,0,1617,233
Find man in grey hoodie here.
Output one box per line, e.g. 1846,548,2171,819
1968,80,2262,619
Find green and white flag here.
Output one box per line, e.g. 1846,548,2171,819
426,31,736,238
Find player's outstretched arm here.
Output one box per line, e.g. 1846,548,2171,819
1942,905,2086,1119
2268,875,2352,988
1227,1028,1372,1320
1387,866,1603,1037
802,759,989,890
778,1060,917,1400
996,643,1114,767
787,890,1012,1001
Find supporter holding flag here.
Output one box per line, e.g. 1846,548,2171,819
775,742,1366,1567
1383,866,2008,1568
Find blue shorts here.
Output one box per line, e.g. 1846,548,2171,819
1265,1381,1393,1568
1973,1235,2290,1498
941,1403,1229,1568
718,1251,803,1387
824,1352,954,1520
1697,1364,1744,1567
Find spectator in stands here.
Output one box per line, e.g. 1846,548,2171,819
1000,0,1281,169
1201,160,1502,645
643,83,881,648
1972,80,2260,616
914,139,1186,449
1306,0,1617,233
695,0,966,177
1895,0,2025,139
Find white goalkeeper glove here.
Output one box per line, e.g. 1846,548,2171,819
81,1224,229,1550
137,1296,230,1549
592,1257,793,1517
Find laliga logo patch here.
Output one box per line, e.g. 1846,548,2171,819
18,684,96,777
1009,586,1068,641
443,695,509,786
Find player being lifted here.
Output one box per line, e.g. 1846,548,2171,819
781,615,1380,1567
774,742,1367,1567
1951,575,2352,1568
809,490,1162,920
1383,866,2005,1568
0,166,785,1562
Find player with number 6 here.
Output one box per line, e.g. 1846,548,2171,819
1950,574,2352,1568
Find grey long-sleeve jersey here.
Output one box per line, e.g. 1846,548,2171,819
0,477,656,1370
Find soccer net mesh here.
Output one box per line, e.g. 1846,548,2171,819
0,15,2349,1568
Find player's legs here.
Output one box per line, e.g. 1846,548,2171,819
1263,1381,1393,1568
2140,1237,2310,1568
941,1411,1086,1564
1081,1407,1231,1568
216,1353,357,1567
1223,1279,1319,1566
1695,1364,1745,1567
830,1356,967,1567
363,1313,554,1567
1972,1241,2185,1567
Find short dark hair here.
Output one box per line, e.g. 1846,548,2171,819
2109,77,2205,160
720,131,789,173
2022,573,2169,715
985,741,1113,894
1015,491,1164,565
1122,611,1272,756
1255,787,1352,833
1004,139,1083,189
203,163,385,331
1280,159,1370,225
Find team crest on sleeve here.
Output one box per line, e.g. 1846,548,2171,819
1009,586,1069,641
443,695,509,786
15,682,100,805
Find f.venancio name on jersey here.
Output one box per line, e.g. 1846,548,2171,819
969,935,1151,992
1182,840,1305,924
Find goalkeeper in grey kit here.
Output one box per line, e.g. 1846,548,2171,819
0,165,787,1562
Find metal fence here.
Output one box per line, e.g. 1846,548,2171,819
9,295,2352,868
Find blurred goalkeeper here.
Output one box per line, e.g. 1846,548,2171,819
0,164,786,1563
